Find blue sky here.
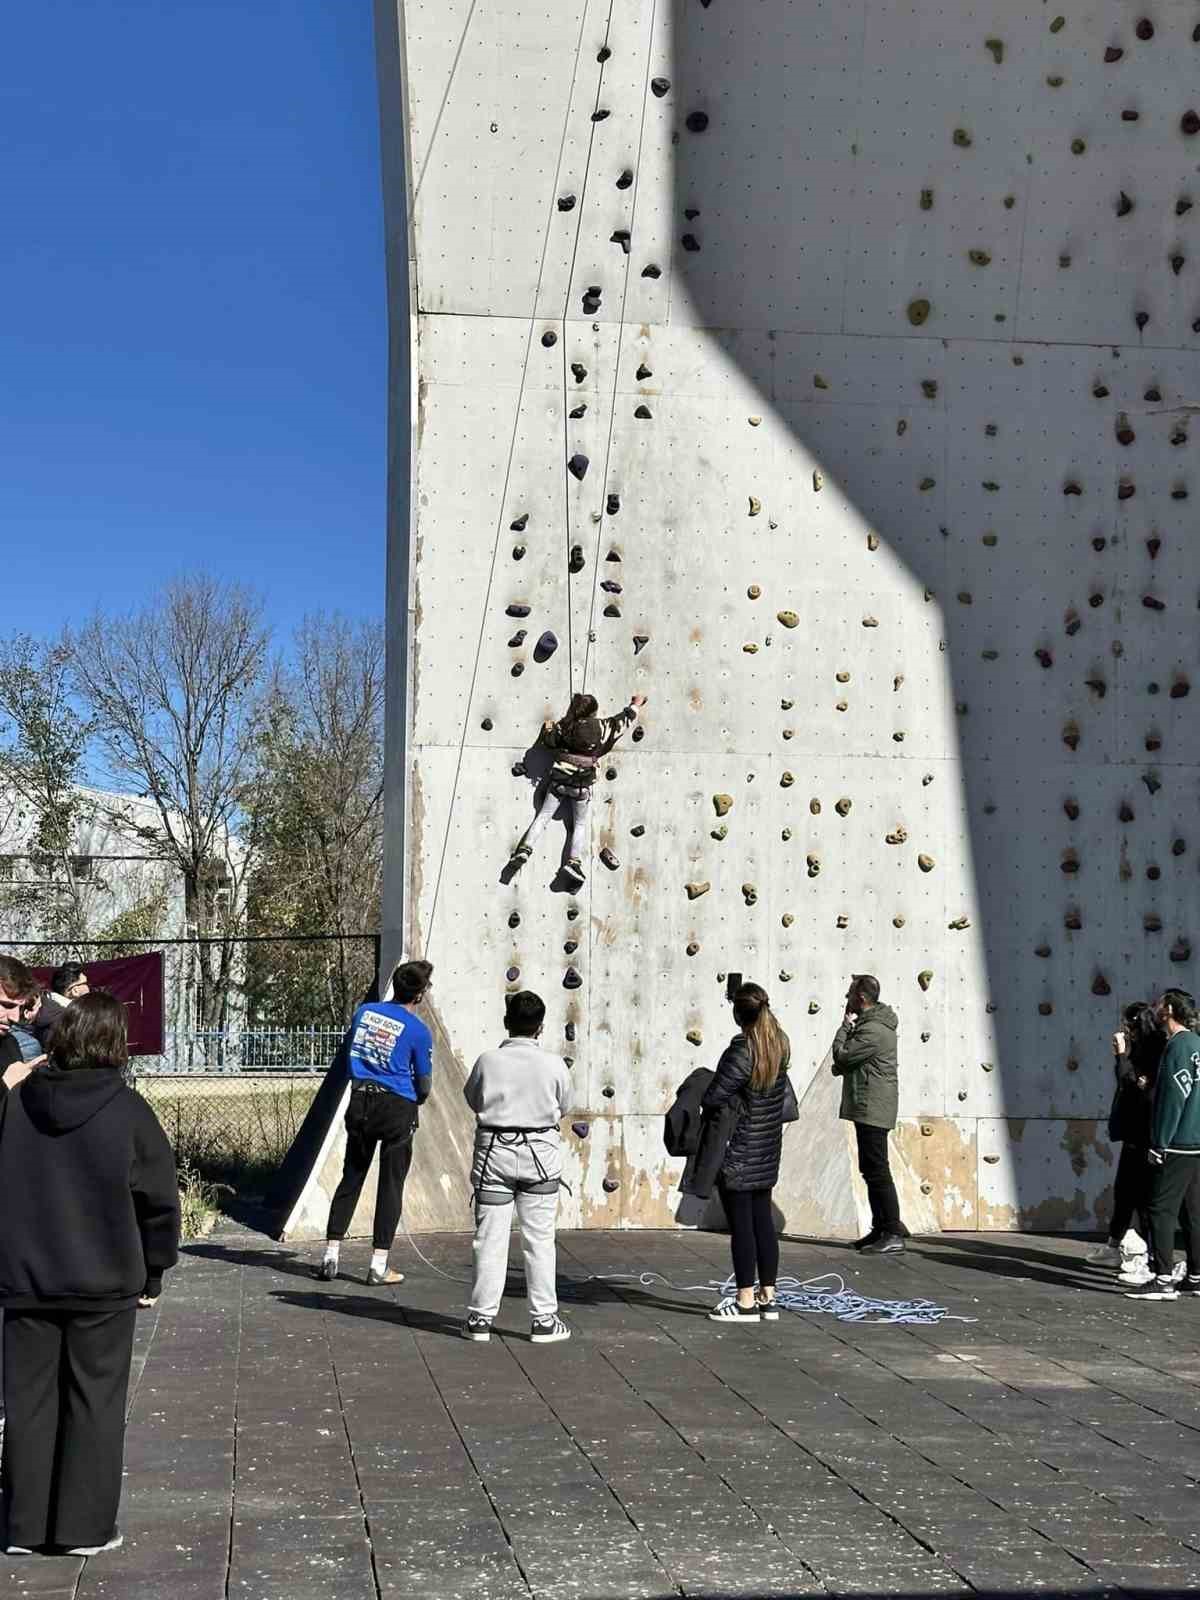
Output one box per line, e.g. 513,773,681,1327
0,1,386,643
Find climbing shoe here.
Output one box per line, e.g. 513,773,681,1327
509,844,532,868
564,858,586,885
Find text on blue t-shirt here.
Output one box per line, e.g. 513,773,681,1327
347,1002,433,1101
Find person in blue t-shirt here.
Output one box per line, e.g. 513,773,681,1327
316,960,434,1286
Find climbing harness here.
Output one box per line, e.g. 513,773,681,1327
471,1126,569,1209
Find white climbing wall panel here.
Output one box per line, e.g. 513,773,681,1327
379,0,1200,1232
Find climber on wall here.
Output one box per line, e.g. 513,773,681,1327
509,690,647,886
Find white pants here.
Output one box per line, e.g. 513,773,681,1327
523,788,589,861
468,1131,561,1322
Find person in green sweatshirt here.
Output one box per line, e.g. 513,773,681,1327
831,974,907,1255
1126,989,1200,1301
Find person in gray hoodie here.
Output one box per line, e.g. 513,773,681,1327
462,991,571,1344
831,974,906,1254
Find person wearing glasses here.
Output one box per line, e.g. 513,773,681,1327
315,960,434,1286
32,962,91,1050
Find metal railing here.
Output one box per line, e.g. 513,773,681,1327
136,1026,344,1076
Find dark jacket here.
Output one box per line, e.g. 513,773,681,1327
0,1066,180,1311
1151,1029,1200,1154
670,1067,742,1201
543,706,636,796
0,1031,21,1073
700,1035,792,1191
32,995,66,1050
1108,1038,1162,1144
832,1004,899,1129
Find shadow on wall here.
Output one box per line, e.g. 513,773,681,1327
669,0,1200,1226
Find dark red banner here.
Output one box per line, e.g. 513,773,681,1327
29,954,165,1057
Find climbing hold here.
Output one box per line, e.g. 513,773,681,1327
601,1085,614,1099
685,1029,703,1048
1047,75,1064,88
685,110,709,133
782,913,794,928
681,232,700,253
835,798,852,817
1039,1001,1054,1016
808,798,821,817
748,495,761,516
1092,974,1112,997
1049,13,1065,31
506,967,520,984
508,630,527,647
1063,480,1082,496
1172,485,1189,501
921,379,938,398
917,971,933,992
563,967,583,991
511,513,529,532
808,1001,821,1016
885,826,908,846
968,249,991,266
867,533,880,551
570,362,587,384
569,546,585,574
1143,772,1162,795
482,717,494,732
598,847,619,873
558,194,577,212
582,288,602,315
1171,940,1193,963
907,298,931,325
611,229,631,253
893,916,906,929
602,1177,619,1194
606,494,620,516
862,615,879,629
506,602,531,619
1119,801,1135,823
1065,909,1083,931
812,470,824,491
591,109,610,122
1173,838,1187,856
920,477,937,492
952,128,972,148
1135,17,1153,40
917,854,935,873
948,917,971,931
748,415,762,427
597,44,611,61
742,884,758,905
777,611,799,629
711,825,728,841
1171,253,1186,275
1171,678,1190,699
1121,108,1139,121
541,330,558,348
641,263,661,279
778,971,793,984
1134,311,1149,331
568,453,589,480
616,169,633,190
635,362,652,381
1063,722,1080,751
712,793,733,817
806,855,820,879
1143,594,1165,611
1071,138,1087,155
632,635,649,655
985,38,1004,64
571,1122,589,1140
634,404,652,420
1116,415,1135,445
1104,46,1123,63
919,188,934,210
747,584,761,600
1178,197,1194,216
813,373,829,390
685,881,710,900
604,604,622,619
650,76,670,97
1064,798,1080,820
1064,610,1081,636
742,642,758,654
1145,914,1163,933
1116,191,1134,217
600,579,622,594
685,941,699,956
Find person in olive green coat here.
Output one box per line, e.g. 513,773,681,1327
831,974,907,1255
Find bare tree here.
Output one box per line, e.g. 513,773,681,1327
245,616,385,1028
0,636,99,943
70,577,271,1030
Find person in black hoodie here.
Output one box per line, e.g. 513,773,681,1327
0,992,179,1558
700,983,795,1323
1101,1001,1165,1284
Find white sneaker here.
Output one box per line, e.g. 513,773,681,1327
4,1546,34,1557
1173,1261,1188,1283
1119,1262,1153,1286
530,1314,571,1344
66,1533,123,1556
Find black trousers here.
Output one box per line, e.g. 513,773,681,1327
326,1086,418,1249
1149,1154,1200,1280
718,1182,779,1292
2,1306,136,1550
1110,1141,1155,1249
855,1122,903,1234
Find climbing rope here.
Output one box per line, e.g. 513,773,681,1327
567,1269,974,1325
394,1219,972,1325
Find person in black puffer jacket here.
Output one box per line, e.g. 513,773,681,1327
1104,1000,1166,1280
700,983,795,1324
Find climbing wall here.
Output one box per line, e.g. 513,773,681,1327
376,0,1200,1233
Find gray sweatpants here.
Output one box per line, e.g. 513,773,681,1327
468,1130,562,1322
522,788,590,861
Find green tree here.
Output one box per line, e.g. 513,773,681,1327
244,616,384,1029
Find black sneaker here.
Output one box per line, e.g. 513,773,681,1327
463,1314,492,1342
860,1233,906,1256
1125,1275,1179,1300
707,1297,761,1322
531,1314,571,1343
1177,1276,1200,1296
853,1229,882,1251
756,1292,780,1321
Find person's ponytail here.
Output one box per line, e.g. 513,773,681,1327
732,982,789,1090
